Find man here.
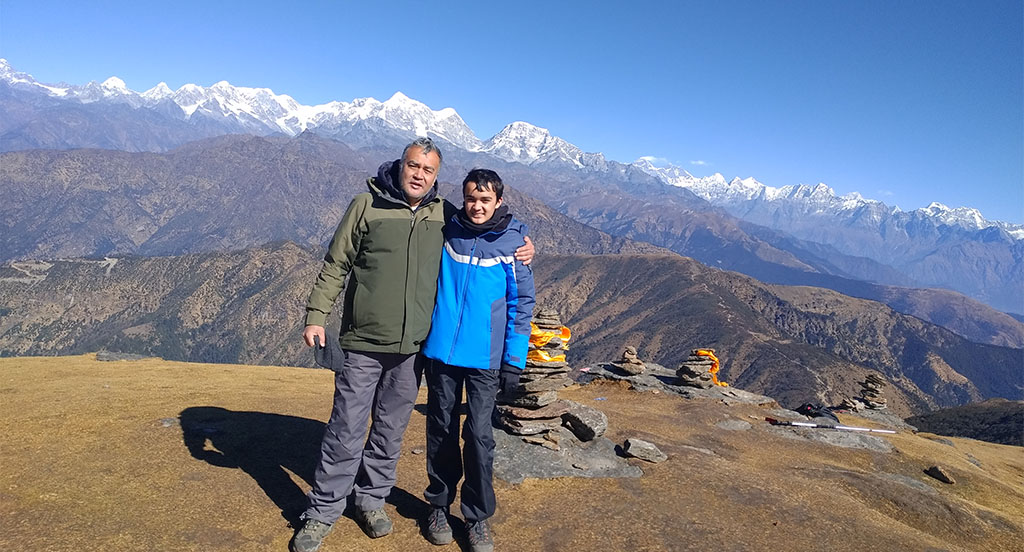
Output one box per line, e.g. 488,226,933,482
291,138,532,552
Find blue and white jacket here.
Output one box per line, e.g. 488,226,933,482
421,213,535,371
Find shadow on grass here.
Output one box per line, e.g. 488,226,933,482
179,406,428,527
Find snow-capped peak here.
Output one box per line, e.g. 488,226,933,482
916,202,989,230
481,121,606,170
385,91,413,104
101,76,128,90
142,82,173,101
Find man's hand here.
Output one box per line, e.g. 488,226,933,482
514,235,535,266
303,325,326,348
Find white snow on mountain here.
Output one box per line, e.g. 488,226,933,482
1,58,1016,235
482,121,607,170
634,158,1023,238
0,58,70,97
0,59,481,149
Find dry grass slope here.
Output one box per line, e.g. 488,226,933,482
1,355,1021,552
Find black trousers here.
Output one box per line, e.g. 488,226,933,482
423,359,500,522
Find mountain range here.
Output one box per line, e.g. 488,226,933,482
1,59,1019,314
2,61,1022,418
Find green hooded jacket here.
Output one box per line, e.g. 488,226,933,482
305,162,456,355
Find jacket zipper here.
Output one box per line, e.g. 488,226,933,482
400,208,416,347
447,235,478,363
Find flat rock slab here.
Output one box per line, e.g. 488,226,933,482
577,363,776,406
515,376,572,393
502,390,558,408
497,400,571,420
774,427,894,453
842,408,918,431
494,428,643,484
715,419,752,431
498,415,562,436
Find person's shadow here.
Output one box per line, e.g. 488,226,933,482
179,406,427,527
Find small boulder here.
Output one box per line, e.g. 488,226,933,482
623,438,668,463
924,465,955,484
562,401,609,441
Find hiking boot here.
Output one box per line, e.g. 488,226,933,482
466,519,494,552
290,518,333,552
357,506,393,538
423,505,453,545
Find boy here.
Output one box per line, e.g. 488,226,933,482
419,169,535,552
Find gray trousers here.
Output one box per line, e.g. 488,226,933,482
302,350,420,524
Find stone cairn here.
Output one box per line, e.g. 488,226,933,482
497,308,606,450
839,372,888,411
676,349,727,388
611,345,646,375
858,373,888,409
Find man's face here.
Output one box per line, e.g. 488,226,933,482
463,183,503,225
400,146,441,206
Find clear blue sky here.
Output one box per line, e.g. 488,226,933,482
2,0,1021,223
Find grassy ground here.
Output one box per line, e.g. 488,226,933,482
1,355,1021,552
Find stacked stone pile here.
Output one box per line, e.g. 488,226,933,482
611,345,645,375
676,349,717,388
496,308,608,450
859,373,888,409
839,373,889,411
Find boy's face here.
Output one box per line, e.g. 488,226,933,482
463,182,503,225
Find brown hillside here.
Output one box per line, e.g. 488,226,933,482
1,247,1021,416
1,355,1021,552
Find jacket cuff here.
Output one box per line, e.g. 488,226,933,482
501,363,523,374
305,310,328,327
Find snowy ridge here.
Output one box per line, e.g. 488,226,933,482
1,58,1016,235
0,59,481,149
482,121,607,170
633,158,1024,239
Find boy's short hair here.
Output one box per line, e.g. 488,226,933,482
463,169,504,200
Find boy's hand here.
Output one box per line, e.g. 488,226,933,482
514,236,535,265
499,364,523,395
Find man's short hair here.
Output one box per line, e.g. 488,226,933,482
402,137,443,165
463,168,504,200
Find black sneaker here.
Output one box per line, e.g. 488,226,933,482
466,519,494,552
357,506,393,538
290,518,333,552
424,506,454,545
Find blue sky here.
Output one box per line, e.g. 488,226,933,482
2,0,1021,223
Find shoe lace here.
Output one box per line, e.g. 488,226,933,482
469,521,491,542
429,508,449,531
363,508,387,524
303,519,331,538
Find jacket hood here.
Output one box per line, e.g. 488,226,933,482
369,159,439,207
